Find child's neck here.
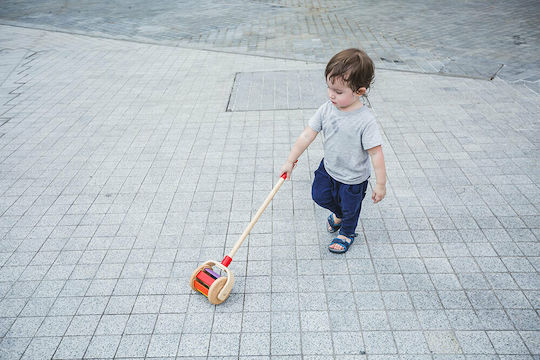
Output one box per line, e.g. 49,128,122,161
337,98,363,112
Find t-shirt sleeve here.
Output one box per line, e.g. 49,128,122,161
362,117,383,150
308,104,325,132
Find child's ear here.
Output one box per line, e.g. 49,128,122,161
356,87,367,96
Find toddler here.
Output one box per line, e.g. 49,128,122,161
281,48,387,253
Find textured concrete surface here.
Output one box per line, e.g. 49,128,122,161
0,0,539,91
0,1,539,359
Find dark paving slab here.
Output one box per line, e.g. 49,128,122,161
0,0,539,89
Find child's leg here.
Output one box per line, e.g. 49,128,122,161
311,160,342,218
337,180,369,238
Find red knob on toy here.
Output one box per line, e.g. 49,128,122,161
221,255,232,267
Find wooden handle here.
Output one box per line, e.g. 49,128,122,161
228,176,286,258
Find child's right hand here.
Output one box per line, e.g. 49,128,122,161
280,160,295,180
372,183,386,203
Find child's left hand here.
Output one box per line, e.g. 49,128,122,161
372,183,386,203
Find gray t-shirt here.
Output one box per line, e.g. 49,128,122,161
309,101,382,184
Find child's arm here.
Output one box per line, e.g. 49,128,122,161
280,126,318,179
367,145,386,203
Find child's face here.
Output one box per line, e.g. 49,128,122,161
326,76,365,111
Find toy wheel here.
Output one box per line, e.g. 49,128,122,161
189,264,210,291
207,276,231,305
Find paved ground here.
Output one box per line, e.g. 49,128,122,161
1,0,539,92
0,1,539,359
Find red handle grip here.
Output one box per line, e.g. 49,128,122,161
221,255,232,267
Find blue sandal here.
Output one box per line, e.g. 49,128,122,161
328,234,356,254
327,214,342,233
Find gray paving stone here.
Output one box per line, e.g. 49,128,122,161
298,293,326,311
76,296,108,315
519,331,540,355
271,311,300,333
21,336,61,360
437,291,470,310
20,297,55,317
455,331,496,355
477,310,515,330
328,310,361,332
208,333,240,357
393,330,430,354
355,292,385,310
103,295,136,314
177,333,210,357
94,314,129,336
387,311,420,330
239,332,270,356
332,331,364,355
424,330,461,354
271,333,301,355
83,335,121,359
36,316,71,337
0,337,32,360
487,331,530,355
53,336,91,359
124,313,158,335
417,310,451,330
300,331,333,355
146,333,181,358
5,316,43,338
300,311,330,332
363,331,396,354
115,334,151,358
446,310,483,331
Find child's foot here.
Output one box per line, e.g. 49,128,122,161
328,234,354,253
327,214,342,233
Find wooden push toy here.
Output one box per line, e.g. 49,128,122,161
190,166,294,304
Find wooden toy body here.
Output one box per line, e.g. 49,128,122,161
189,260,235,304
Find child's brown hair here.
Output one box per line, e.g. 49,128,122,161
325,48,374,92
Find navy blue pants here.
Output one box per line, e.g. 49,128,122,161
312,160,369,237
